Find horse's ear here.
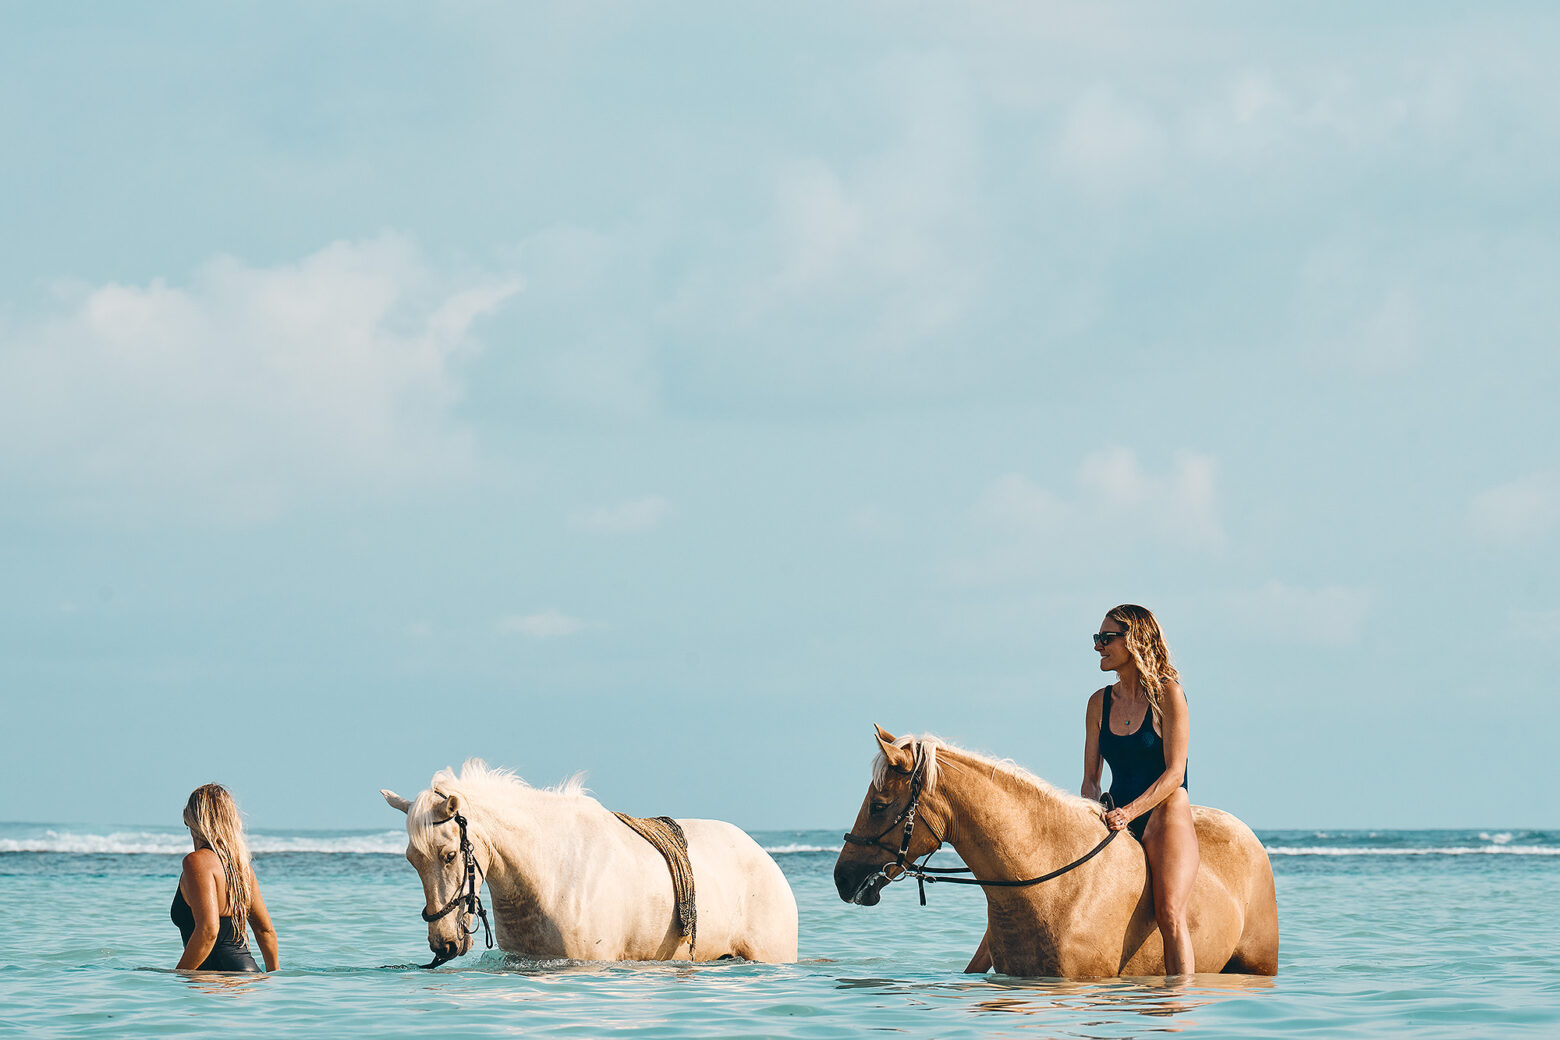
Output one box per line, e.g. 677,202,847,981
381,789,412,814
874,724,913,773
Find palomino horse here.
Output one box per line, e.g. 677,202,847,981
834,728,1278,977
382,759,798,965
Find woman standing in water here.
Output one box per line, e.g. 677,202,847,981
966,603,1197,975
173,784,279,972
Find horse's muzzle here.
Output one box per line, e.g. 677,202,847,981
834,861,889,906
428,932,470,962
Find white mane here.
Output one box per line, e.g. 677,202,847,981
872,733,1102,816
409,758,594,850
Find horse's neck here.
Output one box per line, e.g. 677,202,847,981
470,793,608,905
928,751,1095,885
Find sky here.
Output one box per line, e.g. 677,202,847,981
3,3,1557,833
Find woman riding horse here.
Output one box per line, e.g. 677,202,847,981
968,604,1197,975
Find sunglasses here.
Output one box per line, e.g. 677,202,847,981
1092,631,1127,648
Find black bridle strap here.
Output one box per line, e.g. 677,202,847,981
902,828,1117,890
419,812,495,968
843,740,1119,906
841,748,927,864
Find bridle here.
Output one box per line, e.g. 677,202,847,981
842,740,1119,906
841,742,941,901
419,811,494,968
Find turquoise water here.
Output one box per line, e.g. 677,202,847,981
2,825,1557,1038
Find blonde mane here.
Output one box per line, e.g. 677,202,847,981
409,758,593,849
872,733,1102,818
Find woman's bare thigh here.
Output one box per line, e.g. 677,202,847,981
1142,788,1199,915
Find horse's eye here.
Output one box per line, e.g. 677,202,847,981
870,801,890,815
443,850,457,865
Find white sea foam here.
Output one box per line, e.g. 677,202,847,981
1265,845,1560,856
0,830,407,855
5,829,1557,858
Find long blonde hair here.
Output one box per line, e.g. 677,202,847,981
1107,604,1180,730
183,784,254,944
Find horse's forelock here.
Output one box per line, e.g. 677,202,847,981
870,734,944,793
407,788,452,853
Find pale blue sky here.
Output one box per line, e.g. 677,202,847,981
3,3,1556,832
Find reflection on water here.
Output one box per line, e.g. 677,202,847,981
834,972,1276,1038
175,969,272,998
971,973,1275,1031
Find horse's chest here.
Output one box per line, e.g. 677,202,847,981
491,895,569,956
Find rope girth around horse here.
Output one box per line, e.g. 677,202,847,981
842,740,1118,905
613,812,698,961
419,811,495,968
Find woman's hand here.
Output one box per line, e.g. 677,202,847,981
1104,807,1132,832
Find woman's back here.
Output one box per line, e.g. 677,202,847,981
172,848,260,972
175,785,276,972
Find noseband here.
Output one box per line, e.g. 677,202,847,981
841,743,944,903
842,740,1119,906
419,811,495,968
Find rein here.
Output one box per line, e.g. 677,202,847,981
842,742,1118,906
419,811,495,968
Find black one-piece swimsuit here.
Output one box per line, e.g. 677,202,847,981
1098,683,1188,841
171,888,260,972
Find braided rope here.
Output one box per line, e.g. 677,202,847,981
614,813,697,960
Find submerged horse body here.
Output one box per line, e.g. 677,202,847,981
383,760,798,964
834,728,1278,978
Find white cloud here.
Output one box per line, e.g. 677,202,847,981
1223,580,1373,646
659,50,987,399
1292,242,1429,375
952,448,1223,585
575,496,671,534
498,610,584,639
1052,87,1166,197
1510,609,1560,641
1470,471,1560,545
0,234,520,521
976,448,1222,544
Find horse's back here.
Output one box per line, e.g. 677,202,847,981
1191,805,1278,975
678,819,798,962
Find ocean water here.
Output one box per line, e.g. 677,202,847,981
2,824,1557,1038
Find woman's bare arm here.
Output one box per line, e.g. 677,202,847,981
1118,681,1189,824
1081,688,1105,802
247,871,279,971
175,852,221,970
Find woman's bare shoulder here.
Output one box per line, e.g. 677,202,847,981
182,847,220,873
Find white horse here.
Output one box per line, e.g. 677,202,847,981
381,760,798,965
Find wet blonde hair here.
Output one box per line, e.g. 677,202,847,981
183,784,254,944
1107,604,1181,729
